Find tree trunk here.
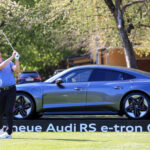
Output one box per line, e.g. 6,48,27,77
104,0,138,68
118,27,137,68
115,2,138,68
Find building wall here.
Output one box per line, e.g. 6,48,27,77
137,59,150,72
99,48,150,72
106,48,126,66
99,48,126,66
67,55,92,68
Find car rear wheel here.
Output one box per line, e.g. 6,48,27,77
14,93,35,119
123,92,150,119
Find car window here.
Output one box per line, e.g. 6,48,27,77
61,69,93,83
123,73,135,80
20,73,39,78
89,69,135,81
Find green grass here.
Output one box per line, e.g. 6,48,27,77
1,132,150,150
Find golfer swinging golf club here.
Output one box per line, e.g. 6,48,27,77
0,31,20,139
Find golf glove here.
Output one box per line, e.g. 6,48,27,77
15,53,20,60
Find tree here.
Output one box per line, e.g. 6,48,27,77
14,0,41,7
104,0,149,68
0,0,149,79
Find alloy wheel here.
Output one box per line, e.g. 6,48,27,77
14,94,33,119
124,93,149,119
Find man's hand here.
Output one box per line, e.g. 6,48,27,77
12,50,16,58
12,50,20,73
12,50,20,60
15,53,20,60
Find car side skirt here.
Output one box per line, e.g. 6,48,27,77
41,111,118,115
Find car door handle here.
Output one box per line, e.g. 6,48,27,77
74,87,82,90
114,86,123,89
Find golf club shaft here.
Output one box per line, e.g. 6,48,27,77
0,30,15,51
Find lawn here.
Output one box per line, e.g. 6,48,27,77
1,132,150,150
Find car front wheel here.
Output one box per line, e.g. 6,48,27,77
13,93,35,119
123,92,150,119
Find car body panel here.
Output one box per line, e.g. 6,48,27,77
16,83,44,112
42,82,88,112
130,79,150,96
86,80,133,111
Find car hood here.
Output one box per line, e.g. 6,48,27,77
16,82,50,98
16,82,49,90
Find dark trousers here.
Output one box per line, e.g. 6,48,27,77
0,86,16,135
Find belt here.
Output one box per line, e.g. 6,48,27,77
0,85,15,91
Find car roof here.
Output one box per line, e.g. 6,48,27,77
65,65,150,79
72,65,150,75
21,71,38,74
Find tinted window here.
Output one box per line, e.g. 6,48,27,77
123,73,135,80
61,69,93,83
20,72,39,78
90,69,135,81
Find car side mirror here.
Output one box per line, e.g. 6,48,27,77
56,78,63,86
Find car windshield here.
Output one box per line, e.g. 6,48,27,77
45,69,68,83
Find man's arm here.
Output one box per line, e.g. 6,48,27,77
12,51,20,73
12,59,20,73
0,53,15,70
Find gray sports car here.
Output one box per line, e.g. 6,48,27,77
15,65,150,120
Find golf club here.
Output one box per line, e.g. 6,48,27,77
0,30,15,51
0,30,19,59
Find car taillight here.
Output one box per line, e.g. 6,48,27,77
35,77,42,80
17,78,24,81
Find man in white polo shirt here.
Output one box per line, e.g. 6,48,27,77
0,50,20,139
